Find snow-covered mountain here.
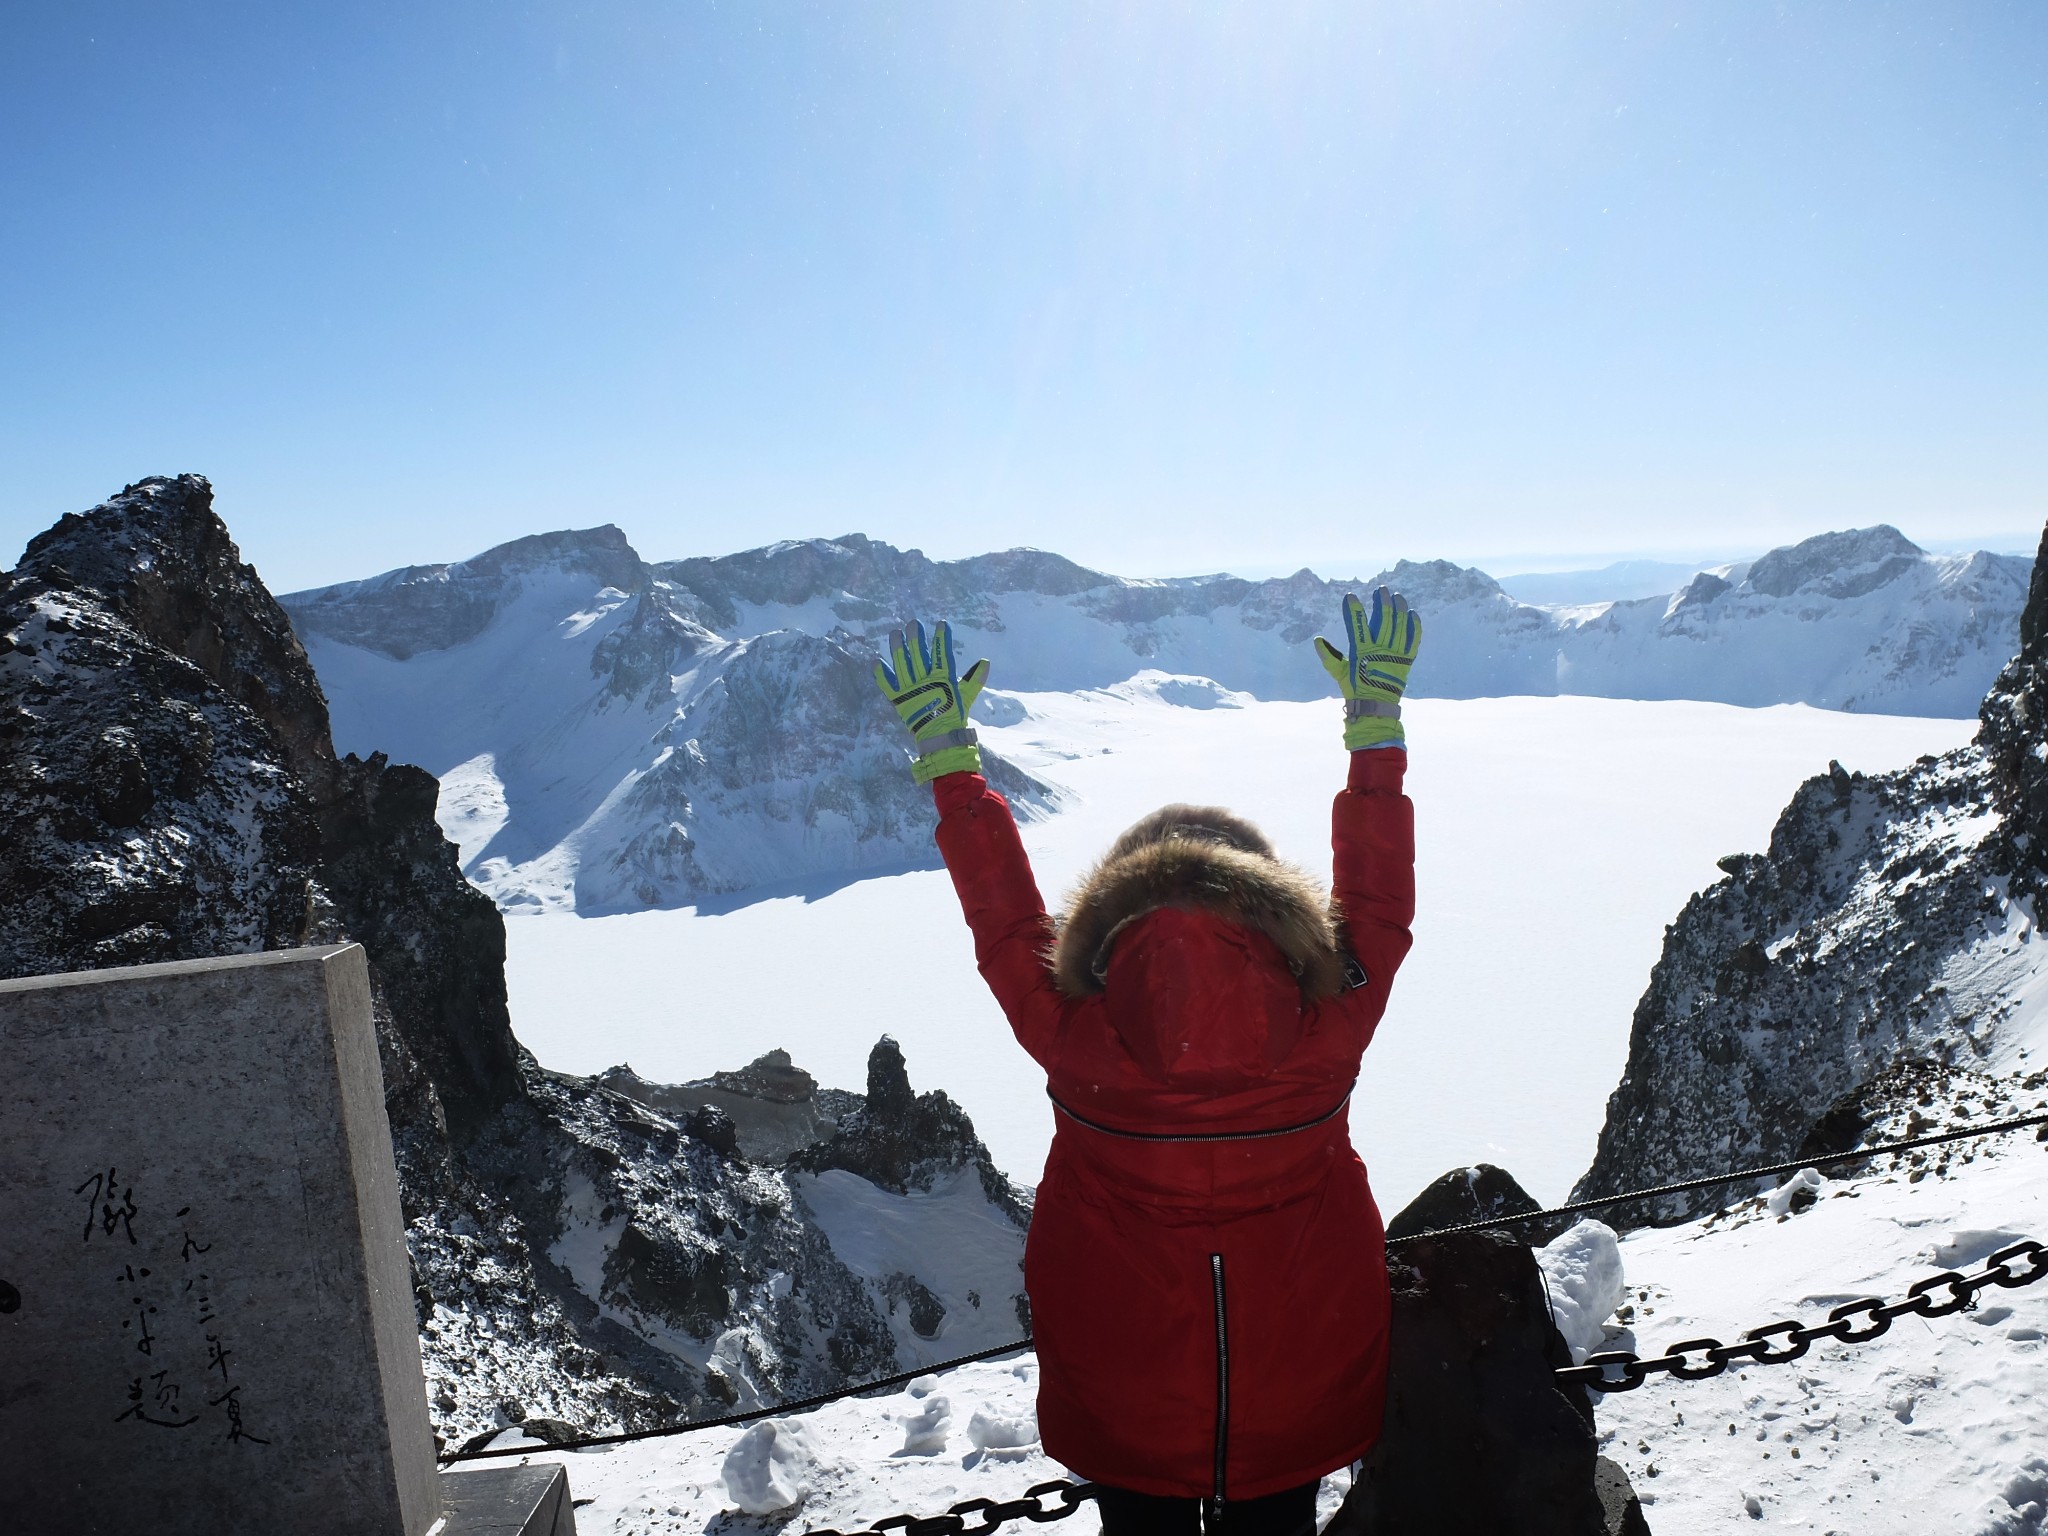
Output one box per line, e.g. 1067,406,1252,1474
283,528,1056,913
645,525,2025,712
19,477,2048,1525
282,523,2026,914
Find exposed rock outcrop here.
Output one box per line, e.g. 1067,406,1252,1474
1384,1161,1569,1246
1333,1178,1643,1535
1575,520,2048,1227
597,1053,857,1165
789,1036,1033,1225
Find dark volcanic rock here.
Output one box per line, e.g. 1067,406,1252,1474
1333,1226,1617,1535
1593,1458,1653,1536
682,1103,740,1157
0,475,519,1145
1385,1162,1568,1246
712,1047,821,1103
881,1272,948,1340
317,749,524,1141
791,1036,1033,1223
1,477,327,976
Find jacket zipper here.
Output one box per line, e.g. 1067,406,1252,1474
1209,1252,1230,1507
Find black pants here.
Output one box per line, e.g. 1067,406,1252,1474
1094,1483,1319,1536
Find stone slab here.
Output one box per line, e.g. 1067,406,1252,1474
0,945,440,1535
440,1463,579,1536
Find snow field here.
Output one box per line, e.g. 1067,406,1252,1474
794,1167,1032,1363
1595,1132,2048,1534
503,691,1974,1209
480,1350,1362,1536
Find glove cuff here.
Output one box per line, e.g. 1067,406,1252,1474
1345,698,1401,720
916,726,979,754
1343,715,1406,752
913,743,982,784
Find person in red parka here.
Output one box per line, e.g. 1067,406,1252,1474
872,589,1422,1536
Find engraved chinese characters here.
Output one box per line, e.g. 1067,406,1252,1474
0,947,441,1536
98,1182,266,1445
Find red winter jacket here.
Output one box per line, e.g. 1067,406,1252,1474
933,749,1415,1499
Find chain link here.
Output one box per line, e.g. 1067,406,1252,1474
1561,1238,2047,1393
809,1480,1100,1536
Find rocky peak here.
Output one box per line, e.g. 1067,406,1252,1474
1744,525,1924,600
1,474,524,1139
2017,522,2048,658
3,488,324,977
16,475,339,793
1373,558,1516,607
284,524,647,661
710,1047,820,1104
791,1037,1031,1223
1976,517,2048,907
1667,570,1732,613
948,547,1112,598
863,1035,918,1119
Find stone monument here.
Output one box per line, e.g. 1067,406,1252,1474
0,945,442,1534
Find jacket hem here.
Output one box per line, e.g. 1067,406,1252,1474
1045,1434,1380,1503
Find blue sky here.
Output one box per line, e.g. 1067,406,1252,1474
3,2,2043,592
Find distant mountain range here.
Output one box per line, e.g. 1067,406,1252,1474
1496,558,1737,606
281,524,2029,912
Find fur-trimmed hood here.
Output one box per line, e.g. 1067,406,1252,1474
1052,803,1346,1000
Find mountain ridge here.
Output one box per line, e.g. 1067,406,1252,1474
282,521,2028,914
287,521,2027,712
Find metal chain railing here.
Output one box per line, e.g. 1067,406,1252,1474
1407,1107,2048,1242
438,1337,1038,1464
806,1478,1100,1536
1560,1238,2048,1392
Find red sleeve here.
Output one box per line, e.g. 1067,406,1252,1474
931,771,1075,1070
1331,748,1415,1038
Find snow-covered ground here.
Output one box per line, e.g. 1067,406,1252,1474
481,1122,2047,1536
502,690,1974,1210
471,1350,1343,1536
1595,1135,2048,1532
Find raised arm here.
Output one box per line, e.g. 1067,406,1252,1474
873,620,1074,1068
1314,587,1422,1018
1332,748,1415,1014
933,771,1074,1067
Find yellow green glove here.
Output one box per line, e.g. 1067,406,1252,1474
1315,587,1421,750
874,619,991,783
